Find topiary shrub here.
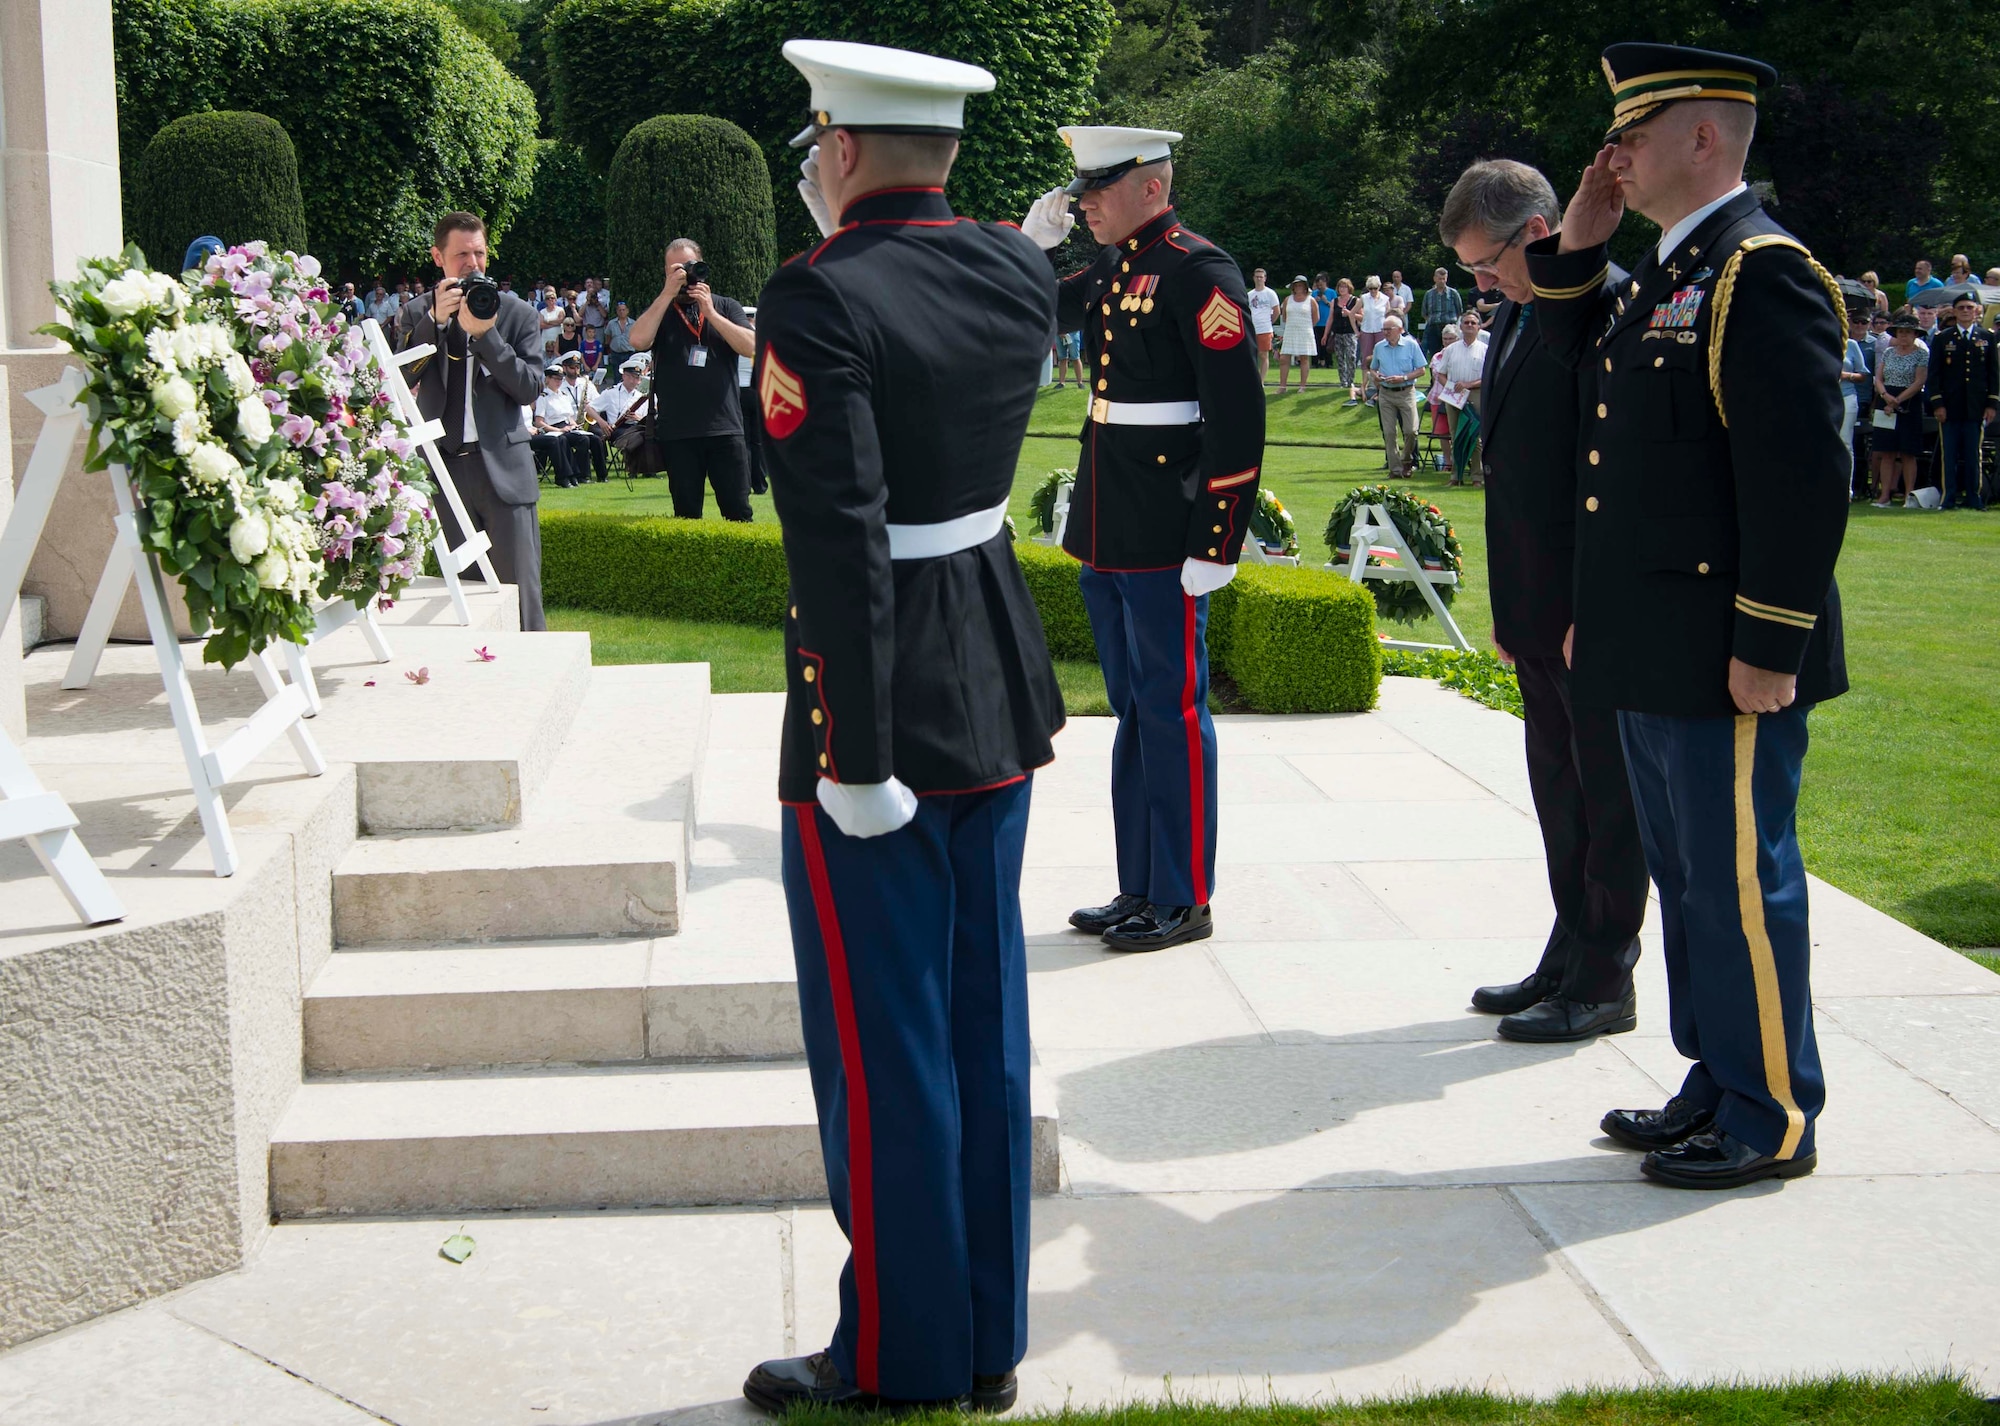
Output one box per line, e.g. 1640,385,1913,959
606,115,777,310
113,0,539,273
544,0,1116,255
494,139,607,284
1014,542,1095,661
131,111,308,269
540,510,791,624
1224,566,1381,713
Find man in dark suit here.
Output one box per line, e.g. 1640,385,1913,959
1439,161,1650,1044
396,212,549,630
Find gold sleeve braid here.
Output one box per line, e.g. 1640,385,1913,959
1708,234,1849,428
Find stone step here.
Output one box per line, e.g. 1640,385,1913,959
270,1060,1062,1216
302,936,802,1072
330,663,710,944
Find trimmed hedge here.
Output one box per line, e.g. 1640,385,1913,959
495,140,607,284
606,116,778,309
540,511,1380,712
113,0,540,273
132,111,308,269
542,0,1116,255
1226,566,1381,714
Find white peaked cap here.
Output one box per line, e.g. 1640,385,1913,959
783,39,996,148
1059,125,1183,193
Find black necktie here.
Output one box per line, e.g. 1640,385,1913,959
442,320,470,452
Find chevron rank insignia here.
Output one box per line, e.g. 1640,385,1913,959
759,345,807,440
1197,287,1245,349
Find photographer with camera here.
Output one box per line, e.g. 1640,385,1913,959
629,237,757,520
396,211,551,629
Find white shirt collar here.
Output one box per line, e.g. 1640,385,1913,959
1656,182,1749,265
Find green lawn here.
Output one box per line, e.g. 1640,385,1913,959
778,1377,1991,1426
546,385,2000,952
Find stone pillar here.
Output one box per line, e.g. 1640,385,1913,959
0,366,23,742
1,0,174,641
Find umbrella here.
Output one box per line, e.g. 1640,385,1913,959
1908,283,2000,309
1453,400,1481,480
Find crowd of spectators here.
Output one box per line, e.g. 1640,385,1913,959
1039,250,1998,508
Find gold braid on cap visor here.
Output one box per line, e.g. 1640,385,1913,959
1609,69,1760,129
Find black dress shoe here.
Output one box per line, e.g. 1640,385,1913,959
1601,1094,1716,1151
744,1351,867,1413
1470,969,1558,1016
1642,1127,1817,1189
1069,892,1148,935
967,1371,1018,1413
1102,903,1212,952
1497,990,1636,1043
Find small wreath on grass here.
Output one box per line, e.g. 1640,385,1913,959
1251,487,1298,556
1030,467,1075,534
1322,484,1463,625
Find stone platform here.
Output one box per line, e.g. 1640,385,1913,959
3,678,1996,1424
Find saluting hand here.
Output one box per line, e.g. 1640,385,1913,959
1559,146,1625,254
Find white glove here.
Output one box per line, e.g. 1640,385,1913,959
1020,186,1075,251
1181,558,1238,597
816,776,918,839
798,145,835,239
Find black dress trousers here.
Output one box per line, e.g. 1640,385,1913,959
1515,654,1648,1002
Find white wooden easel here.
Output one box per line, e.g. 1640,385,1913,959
1325,502,1470,652
0,371,118,923
37,368,326,877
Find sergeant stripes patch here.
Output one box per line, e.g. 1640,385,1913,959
1197,288,1246,349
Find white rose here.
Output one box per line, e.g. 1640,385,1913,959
295,254,321,278
235,395,273,445
171,411,201,455
252,549,290,591
186,442,239,490
142,271,178,309
152,374,198,419
229,510,271,561
264,478,302,513
100,275,150,319
223,352,255,398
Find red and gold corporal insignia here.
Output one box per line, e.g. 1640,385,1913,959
1197,287,1245,350
759,345,807,440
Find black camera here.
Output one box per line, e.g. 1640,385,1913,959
454,272,502,322
677,259,710,303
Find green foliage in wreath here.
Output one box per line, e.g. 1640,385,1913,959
1322,484,1464,626
1030,468,1075,534
1250,486,1298,556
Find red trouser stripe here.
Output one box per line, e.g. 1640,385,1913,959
796,810,879,1392
1181,593,1209,906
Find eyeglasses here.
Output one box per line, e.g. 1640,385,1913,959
1454,217,1532,278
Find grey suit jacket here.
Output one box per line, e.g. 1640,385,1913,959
397,289,545,505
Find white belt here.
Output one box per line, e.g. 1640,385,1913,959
1089,398,1202,425
886,497,1010,560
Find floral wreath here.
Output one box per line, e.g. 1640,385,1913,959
1250,487,1297,556
45,243,439,669
1322,484,1463,625
1029,467,1075,535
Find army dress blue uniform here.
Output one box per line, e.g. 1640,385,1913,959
1525,49,1850,1185
1055,206,1265,932
756,178,1065,1404
1923,307,1996,510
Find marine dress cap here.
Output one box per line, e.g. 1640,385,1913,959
1059,125,1182,196
1599,43,1777,140
783,39,995,148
